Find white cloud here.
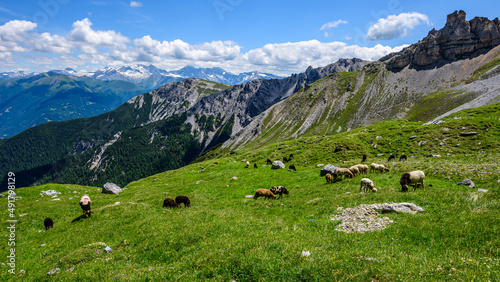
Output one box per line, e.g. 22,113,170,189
0,20,37,42
367,12,430,41
69,18,129,52
324,32,331,38
130,1,142,7
320,19,347,30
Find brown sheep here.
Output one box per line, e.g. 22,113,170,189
289,164,296,171
163,198,180,208
79,195,93,217
325,173,332,183
253,189,276,200
44,218,53,230
337,168,354,179
175,196,191,207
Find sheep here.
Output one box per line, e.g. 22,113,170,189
253,189,276,200
359,178,375,193
400,170,425,192
337,168,354,179
362,154,367,163
289,164,296,171
245,161,250,168
370,163,389,173
254,163,258,168
388,155,396,161
289,153,294,160
399,155,407,161
79,195,93,217
175,196,191,207
355,164,369,174
283,157,288,163
266,158,272,164
349,166,359,177
163,198,180,208
325,173,332,184
270,186,289,198
44,218,53,230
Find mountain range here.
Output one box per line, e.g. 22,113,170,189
1,10,499,190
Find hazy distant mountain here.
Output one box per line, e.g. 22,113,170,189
1,65,285,89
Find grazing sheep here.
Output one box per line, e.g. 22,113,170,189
44,218,53,230
270,186,289,198
266,158,272,164
175,196,191,207
289,154,294,160
253,189,276,200
283,157,288,163
163,198,180,208
400,171,425,192
254,163,258,168
213,162,219,165
349,166,359,177
325,173,332,183
289,164,296,171
399,155,407,161
388,155,396,161
359,178,375,193
362,154,367,163
79,195,93,217
355,164,369,174
337,168,354,179
245,161,250,168
370,163,389,173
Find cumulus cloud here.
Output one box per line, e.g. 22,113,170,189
320,19,348,30
366,12,430,40
69,18,129,51
130,1,142,7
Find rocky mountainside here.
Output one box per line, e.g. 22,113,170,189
380,10,500,69
224,11,500,150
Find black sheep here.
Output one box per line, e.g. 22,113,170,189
289,164,296,171
44,218,53,230
270,186,289,198
399,155,407,161
388,154,396,161
266,158,272,164
362,154,367,163
175,196,191,207
254,163,258,168
79,195,93,217
163,198,180,208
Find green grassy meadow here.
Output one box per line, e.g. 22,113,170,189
1,103,500,281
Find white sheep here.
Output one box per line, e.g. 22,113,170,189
359,178,375,193
400,170,425,192
355,164,368,174
349,166,359,177
370,163,389,173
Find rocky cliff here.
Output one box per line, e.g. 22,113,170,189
381,10,500,69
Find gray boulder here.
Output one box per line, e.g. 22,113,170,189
457,178,475,188
271,161,285,169
320,164,340,176
103,182,123,194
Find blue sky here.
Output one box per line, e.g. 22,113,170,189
0,0,499,75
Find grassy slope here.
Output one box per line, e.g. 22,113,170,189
1,103,499,280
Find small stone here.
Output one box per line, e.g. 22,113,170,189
105,246,112,253
409,136,417,139
47,268,60,276
478,189,488,193
460,132,477,137
457,179,475,188
231,176,238,181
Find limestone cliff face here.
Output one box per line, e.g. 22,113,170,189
381,10,500,69
187,58,369,148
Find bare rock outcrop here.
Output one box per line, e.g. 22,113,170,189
381,10,500,69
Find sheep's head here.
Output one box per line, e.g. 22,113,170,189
383,167,390,172
282,188,289,195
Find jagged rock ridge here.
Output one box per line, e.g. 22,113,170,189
381,10,500,69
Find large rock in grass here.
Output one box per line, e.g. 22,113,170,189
271,161,285,169
321,164,340,176
457,178,475,188
103,182,123,194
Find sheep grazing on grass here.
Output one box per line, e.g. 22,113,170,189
337,168,354,179
266,158,272,164
359,178,375,193
399,155,407,161
289,164,296,171
44,218,53,230
362,154,367,163
245,161,250,168
253,189,276,200
79,195,93,217
254,163,258,168
270,186,289,198
400,171,425,192
163,198,180,208
355,164,368,174
370,163,389,173
289,154,294,160
388,155,396,161
175,196,191,207
283,157,288,163
349,166,359,177
325,173,333,183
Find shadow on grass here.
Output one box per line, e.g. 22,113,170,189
71,215,89,223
